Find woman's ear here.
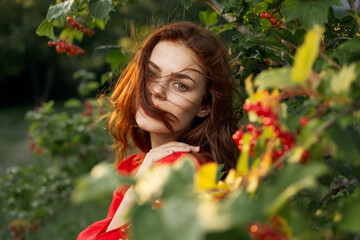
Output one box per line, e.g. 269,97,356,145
196,105,210,118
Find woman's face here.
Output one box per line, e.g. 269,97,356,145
135,41,210,135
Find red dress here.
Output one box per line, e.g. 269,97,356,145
77,152,204,240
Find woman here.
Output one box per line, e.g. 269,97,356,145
77,21,240,240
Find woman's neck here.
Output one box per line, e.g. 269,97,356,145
150,132,173,148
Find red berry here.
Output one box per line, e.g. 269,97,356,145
301,150,310,165
262,106,272,117
243,102,252,112
264,58,271,65
300,116,309,126
232,128,244,145
247,123,256,132
265,12,271,19
270,17,277,24
260,12,266,18
301,150,309,160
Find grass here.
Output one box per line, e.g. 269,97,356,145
0,104,109,239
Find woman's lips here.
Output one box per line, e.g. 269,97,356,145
140,104,162,117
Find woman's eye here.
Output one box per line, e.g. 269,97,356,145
147,70,156,77
174,82,188,91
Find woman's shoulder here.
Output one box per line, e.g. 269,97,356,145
155,151,210,168
117,153,145,175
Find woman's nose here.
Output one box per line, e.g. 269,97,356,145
150,81,167,100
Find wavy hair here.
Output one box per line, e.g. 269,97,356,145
108,22,240,172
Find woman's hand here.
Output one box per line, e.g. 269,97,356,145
106,141,199,232
136,141,200,178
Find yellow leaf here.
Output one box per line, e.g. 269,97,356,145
245,74,254,98
292,25,323,84
195,163,218,190
236,133,252,175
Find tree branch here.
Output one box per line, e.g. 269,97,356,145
204,0,252,36
320,178,358,202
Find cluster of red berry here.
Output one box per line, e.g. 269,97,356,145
284,41,296,54
81,100,94,117
233,101,309,166
67,16,94,36
249,222,288,240
260,12,282,28
48,40,84,57
28,135,43,155
9,220,38,240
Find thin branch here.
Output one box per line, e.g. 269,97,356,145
204,0,252,36
320,178,358,202
320,52,341,70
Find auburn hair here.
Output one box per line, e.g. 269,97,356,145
108,22,240,173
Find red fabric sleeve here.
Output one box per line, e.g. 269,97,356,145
76,152,206,240
76,154,143,240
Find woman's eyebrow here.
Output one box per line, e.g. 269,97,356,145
174,73,195,83
149,61,195,83
149,61,161,71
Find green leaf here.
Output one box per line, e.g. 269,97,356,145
181,0,193,9
107,51,129,71
132,197,203,240
281,0,343,29
326,123,360,164
36,20,56,40
101,72,112,85
92,45,121,59
254,67,295,90
259,163,327,215
94,18,105,30
64,98,82,108
71,162,134,204
46,0,75,23
89,0,114,23
199,9,219,26
336,37,360,64
244,36,290,56
73,69,96,81
338,187,360,233
59,27,83,42
268,28,299,47
330,64,357,96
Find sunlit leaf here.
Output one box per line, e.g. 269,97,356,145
71,162,134,204
46,0,75,22
64,98,82,108
330,64,357,96
254,67,294,90
236,133,252,175
36,20,56,40
292,25,323,84
199,9,219,26
195,163,218,190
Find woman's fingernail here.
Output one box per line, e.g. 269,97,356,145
193,146,200,151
